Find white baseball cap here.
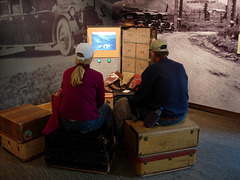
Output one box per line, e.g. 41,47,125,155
75,43,94,60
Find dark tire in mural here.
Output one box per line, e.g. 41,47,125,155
56,18,74,56
170,26,175,33
159,25,165,34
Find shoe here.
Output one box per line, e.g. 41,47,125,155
104,85,113,92
110,84,121,91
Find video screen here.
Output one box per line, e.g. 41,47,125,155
92,32,116,51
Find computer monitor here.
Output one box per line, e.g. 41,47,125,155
87,26,121,58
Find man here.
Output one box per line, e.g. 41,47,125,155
113,39,188,140
132,39,189,125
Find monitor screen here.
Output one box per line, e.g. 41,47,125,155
87,26,121,58
92,32,116,51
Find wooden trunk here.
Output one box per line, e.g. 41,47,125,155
0,104,51,143
126,146,196,176
125,117,200,156
0,132,45,161
45,124,116,174
45,124,115,153
45,148,115,174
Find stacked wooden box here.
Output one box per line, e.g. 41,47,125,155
121,27,157,77
124,117,200,176
0,104,51,161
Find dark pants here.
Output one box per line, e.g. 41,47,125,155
61,103,112,134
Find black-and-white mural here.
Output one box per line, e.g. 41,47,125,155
0,0,240,114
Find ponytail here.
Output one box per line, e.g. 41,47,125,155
70,54,93,87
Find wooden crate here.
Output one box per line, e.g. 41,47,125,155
105,93,113,109
125,117,200,156
126,146,196,176
37,102,52,112
0,132,45,161
0,104,51,143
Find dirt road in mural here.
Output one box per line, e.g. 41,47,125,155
159,32,240,113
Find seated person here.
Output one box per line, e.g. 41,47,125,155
113,39,189,138
59,43,112,133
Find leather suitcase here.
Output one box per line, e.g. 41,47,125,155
125,117,200,156
45,148,115,174
45,124,115,153
0,104,51,143
126,145,196,176
0,132,45,161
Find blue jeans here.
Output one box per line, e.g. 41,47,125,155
60,103,112,134
157,113,187,126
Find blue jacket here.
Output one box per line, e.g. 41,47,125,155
133,57,189,119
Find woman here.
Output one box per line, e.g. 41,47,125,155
59,43,112,133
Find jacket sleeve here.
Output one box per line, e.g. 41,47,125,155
133,67,154,107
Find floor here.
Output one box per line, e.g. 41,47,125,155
0,108,240,180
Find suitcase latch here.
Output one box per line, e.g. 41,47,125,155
144,136,148,141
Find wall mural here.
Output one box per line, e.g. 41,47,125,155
0,0,240,114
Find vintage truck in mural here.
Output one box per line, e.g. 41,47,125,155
123,11,175,33
0,0,103,56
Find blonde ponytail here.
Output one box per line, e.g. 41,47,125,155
70,55,93,87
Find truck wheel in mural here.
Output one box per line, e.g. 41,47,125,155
158,24,165,34
169,25,175,33
56,18,74,56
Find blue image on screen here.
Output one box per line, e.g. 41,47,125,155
92,32,116,51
